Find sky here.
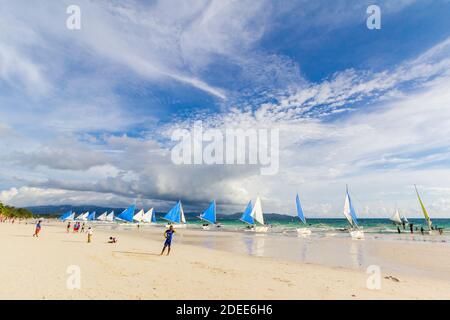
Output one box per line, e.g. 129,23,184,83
1,0,450,218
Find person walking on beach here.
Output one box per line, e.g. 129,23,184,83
66,222,71,233
81,223,85,233
33,220,42,237
87,227,93,243
420,226,424,235
409,223,414,234
160,225,175,256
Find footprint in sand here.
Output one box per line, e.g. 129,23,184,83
191,261,233,275
384,276,400,282
273,277,292,285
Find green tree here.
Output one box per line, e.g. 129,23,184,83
0,202,33,218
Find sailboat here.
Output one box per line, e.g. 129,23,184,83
87,211,96,221
199,201,217,230
60,210,74,221
240,200,254,226
343,186,364,239
133,209,144,223
389,209,403,225
96,211,108,221
401,214,408,224
142,208,156,224
240,197,269,233
251,197,269,232
163,201,187,228
116,205,136,223
414,185,433,234
295,194,311,235
75,212,89,221
105,211,115,222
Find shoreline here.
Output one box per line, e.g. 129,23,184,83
1,222,450,299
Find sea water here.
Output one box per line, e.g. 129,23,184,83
189,217,450,235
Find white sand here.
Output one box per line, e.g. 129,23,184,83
1,221,450,299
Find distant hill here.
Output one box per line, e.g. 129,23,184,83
26,205,121,217
26,205,296,220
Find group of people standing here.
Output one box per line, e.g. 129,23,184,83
0,216,16,224
66,221,93,242
396,220,444,235
66,221,86,233
30,219,176,254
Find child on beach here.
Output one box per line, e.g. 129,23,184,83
33,220,42,237
87,227,93,243
160,225,175,256
108,237,117,243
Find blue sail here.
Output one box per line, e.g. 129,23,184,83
87,211,96,221
296,194,306,224
117,205,136,222
163,201,182,223
200,201,216,224
346,188,359,227
59,210,73,221
240,201,254,225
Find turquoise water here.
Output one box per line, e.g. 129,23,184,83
186,217,450,234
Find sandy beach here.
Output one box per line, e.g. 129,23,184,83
1,221,450,300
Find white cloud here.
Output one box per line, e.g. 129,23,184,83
1,1,450,219
0,43,50,95
0,186,130,208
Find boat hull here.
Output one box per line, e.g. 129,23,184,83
350,230,365,240
165,223,187,229
250,226,269,233
201,225,210,230
296,228,312,236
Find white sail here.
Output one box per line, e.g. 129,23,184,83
76,212,89,221
97,211,108,221
105,211,114,222
180,203,186,223
401,214,408,223
133,209,144,222
251,197,265,225
389,209,402,224
142,208,154,223
343,194,354,227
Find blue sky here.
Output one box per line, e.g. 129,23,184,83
1,0,450,217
